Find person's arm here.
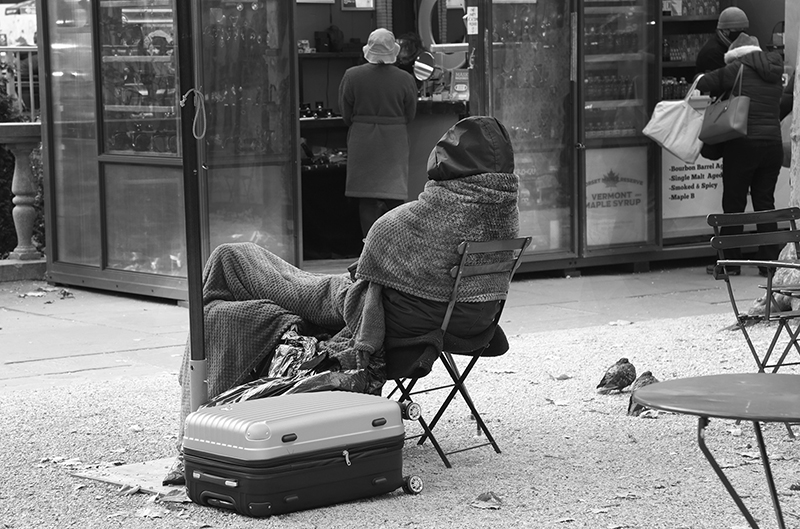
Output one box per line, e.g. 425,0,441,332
338,69,354,127
695,62,735,97
404,74,417,123
780,74,794,121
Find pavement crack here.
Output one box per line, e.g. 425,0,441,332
4,344,183,365
0,364,130,380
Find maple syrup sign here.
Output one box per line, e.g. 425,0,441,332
661,149,723,220
585,147,648,247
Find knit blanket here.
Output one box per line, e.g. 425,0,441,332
356,172,520,302
178,242,386,430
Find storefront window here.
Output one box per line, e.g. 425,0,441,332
582,0,656,250
98,0,180,156
492,0,573,253
49,0,100,265
200,0,296,261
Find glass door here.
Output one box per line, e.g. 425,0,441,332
580,0,657,253
97,0,187,276
196,0,298,262
490,0,574,255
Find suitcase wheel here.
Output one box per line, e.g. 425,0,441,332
400,401,422,421
402,475,424,495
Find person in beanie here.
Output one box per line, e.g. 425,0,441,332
696,6,749,77
339,28,418,237
697,33,784,276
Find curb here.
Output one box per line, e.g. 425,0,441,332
0,258,46,282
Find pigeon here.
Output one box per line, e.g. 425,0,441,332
627,371,660,416
596,357,636,395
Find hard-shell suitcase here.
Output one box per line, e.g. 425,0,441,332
183,391,423,517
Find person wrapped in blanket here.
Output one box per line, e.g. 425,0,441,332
163,116,519,485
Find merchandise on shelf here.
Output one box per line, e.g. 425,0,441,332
663,33,713,63
662,0,719,17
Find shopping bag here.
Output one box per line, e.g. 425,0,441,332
781,113,792,168
642,74,705,164
699,64,750,145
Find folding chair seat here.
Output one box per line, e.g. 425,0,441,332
385,237,531,468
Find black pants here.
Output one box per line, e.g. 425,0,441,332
358,198,403,237
720,138,783,261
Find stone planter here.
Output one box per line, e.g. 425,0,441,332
0,122,42,260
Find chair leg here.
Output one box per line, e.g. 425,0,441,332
393,378,453,468
420,353,501,455
419,354,480,441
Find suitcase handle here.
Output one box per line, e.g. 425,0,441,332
199,491,237,511
192,470,239,488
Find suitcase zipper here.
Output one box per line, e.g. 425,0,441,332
185,435,404,471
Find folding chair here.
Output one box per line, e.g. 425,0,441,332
708,208,800,436
387,236,532,468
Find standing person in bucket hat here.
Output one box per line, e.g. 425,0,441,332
339,28,418,238
696,6,750,77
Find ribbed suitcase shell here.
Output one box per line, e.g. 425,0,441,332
183,391,406,516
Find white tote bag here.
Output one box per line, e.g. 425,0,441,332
643,74,705,164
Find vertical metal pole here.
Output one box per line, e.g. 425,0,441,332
174,0,207,412
696,417,760,529
753,421,786,529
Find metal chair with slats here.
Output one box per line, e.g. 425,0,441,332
387,236,532,467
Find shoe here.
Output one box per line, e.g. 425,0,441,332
759,267,770,277
706,264,740,276
162,453,185,486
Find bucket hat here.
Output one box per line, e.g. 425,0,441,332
363,28,400,64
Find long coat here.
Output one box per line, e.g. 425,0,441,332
338,63,418,200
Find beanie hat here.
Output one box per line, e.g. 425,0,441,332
717,7,749,30
363,28,400,64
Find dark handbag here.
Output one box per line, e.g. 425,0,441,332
699,64,750,145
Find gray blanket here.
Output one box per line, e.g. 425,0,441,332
356,172,519,302
178,243,385,432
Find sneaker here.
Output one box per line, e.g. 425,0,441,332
706,264,740,276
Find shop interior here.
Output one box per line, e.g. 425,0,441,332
294,1,469,261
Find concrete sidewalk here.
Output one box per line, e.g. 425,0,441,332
0,257,765,391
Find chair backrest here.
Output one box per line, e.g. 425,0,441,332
707,207,800,257
441,237,532,334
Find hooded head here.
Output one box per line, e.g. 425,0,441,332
426,116,515,181
724,32,762,64
363,28,400,64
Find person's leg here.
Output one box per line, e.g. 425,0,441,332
719,140,758,262
359,198,382,237
750,141,783,262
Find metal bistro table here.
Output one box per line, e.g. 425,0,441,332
633,373,800,529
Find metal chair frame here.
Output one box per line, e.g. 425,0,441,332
389,236,531,468
707,207,800,437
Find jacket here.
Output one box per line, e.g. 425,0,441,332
695,33,728,75
696,44,784,142
338,63,418,200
